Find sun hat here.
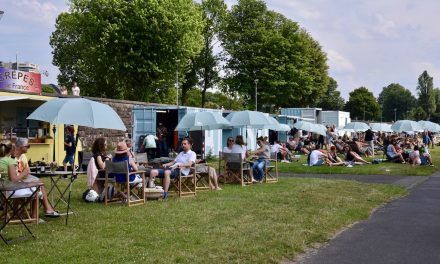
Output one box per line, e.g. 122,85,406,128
16,137,29,147
115,141,129,154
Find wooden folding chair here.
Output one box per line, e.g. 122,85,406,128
170,165,196,197
264,152,279,183
195,163,210,191
134,152,149,166
223,153,252,186
104,160,145,207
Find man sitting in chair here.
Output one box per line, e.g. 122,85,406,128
157,138,196,199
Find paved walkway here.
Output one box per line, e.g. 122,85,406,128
289,173,440,264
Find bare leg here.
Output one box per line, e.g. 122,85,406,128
163,171,170,193
209,167,221,190
63,162,68,171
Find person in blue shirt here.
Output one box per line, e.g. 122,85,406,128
63,125,76,171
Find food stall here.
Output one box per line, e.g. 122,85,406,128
0,67,79,165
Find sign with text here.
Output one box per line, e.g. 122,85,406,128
0,67,42,93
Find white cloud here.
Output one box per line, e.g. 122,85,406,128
326,49,355,73
373,13,397,37
10,0,61,25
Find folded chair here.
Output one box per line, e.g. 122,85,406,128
264,152,278,183
104,160,145,207
222,153,252,186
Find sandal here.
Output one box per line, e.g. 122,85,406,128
45,211,60,218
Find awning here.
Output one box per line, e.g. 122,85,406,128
0,95,49,102
0,95,30,102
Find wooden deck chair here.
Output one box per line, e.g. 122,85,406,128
264,152,279,183
104,160,145,207
0,187,40,225
134,152,149,166
170,165,197,197
223,153,252,186
195,162,210,191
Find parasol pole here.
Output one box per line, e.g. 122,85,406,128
52,124,56,161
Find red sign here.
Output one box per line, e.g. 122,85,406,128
0,67,42,93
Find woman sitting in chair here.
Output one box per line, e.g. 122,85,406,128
91,138,112,195
1,139,59,218
111,141,140,183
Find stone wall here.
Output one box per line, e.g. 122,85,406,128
78,100,131,151
77,96,161,151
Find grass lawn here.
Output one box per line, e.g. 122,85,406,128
1,176,405,263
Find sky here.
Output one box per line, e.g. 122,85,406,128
1,0,440,100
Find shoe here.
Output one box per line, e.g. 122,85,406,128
45,211,60,218
38,218,46,224
430,164,434,167
215,187,222,191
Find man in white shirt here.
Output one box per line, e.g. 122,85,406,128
308,145,326,166
72,82,80,96
157,138,196,199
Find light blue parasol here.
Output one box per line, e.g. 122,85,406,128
175,111,230,131
391,120,423,132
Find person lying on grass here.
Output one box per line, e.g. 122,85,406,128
344,145,371,165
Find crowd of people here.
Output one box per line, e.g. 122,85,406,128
282,127,435,167
1,124,436,214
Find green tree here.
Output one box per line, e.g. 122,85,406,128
344,87,380,121
192,0,226,108
185,89,245,110
50,0,204,102
219,0,328,110
416,70,436,119
315,77,345,110
430,88,440,123
377,83,416,122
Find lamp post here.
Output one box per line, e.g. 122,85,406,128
175,59,180,107
394,108,397,122
363,102,366,121
0,11,4,21
254,79,259,111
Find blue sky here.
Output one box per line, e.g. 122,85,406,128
1,0,440,100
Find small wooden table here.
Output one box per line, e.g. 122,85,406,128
34,171,86,224
0,181,43,244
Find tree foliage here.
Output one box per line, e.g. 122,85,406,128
219,0,329,110
377,83,416,122
344,87,380,121
185,89,244,110
416,70,436,119
191,0,226,108
50,0,204,102
315,77,345,110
